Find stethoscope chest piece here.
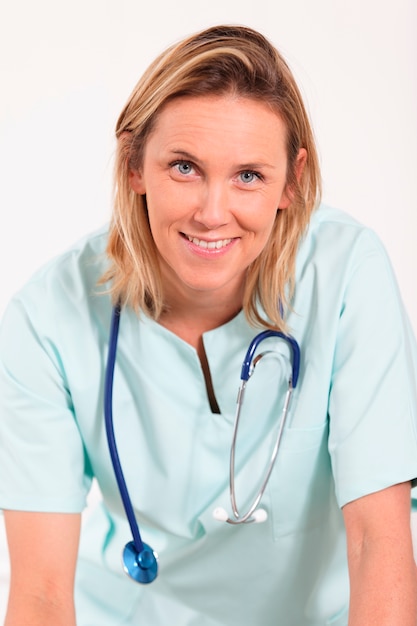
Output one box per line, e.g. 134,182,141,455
123,541,158,584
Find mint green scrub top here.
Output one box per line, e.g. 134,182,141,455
1,206,417,626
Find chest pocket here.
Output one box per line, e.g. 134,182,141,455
267,420,332,540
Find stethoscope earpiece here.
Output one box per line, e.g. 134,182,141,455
122,541,158,584
251,508,268,523
212,507,229,522
212,506,268,524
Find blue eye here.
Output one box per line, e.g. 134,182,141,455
240,171,259,184
175,161,193,175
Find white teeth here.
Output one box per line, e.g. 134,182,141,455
186,235,232,250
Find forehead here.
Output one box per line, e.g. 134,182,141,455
144,94,288,160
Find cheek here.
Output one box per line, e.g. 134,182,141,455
252,209,279,254
248,202,278,238
146,198,183,247
259,222,277,252
146,181,188,221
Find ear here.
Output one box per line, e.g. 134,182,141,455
129,168,146,195
278,148,307,209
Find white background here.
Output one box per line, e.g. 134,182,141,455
1,0,416,619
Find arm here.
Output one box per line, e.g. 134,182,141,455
343,481,417,626
4,510,81,626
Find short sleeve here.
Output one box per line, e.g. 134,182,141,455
328,229,417,507
0,293,92,513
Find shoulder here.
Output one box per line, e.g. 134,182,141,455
10,226,110,310
298,204,392,282
305,204,380,248
290,204,404,340
27,225,109,285
0,226,112,348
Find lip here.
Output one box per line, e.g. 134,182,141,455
181,232,237,255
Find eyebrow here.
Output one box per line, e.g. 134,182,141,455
170,149,199,162
169,149,276,170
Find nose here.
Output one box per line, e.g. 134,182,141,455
193,183,230,229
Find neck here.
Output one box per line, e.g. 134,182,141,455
159,285,244,350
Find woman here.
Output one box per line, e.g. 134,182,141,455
1,25,417,626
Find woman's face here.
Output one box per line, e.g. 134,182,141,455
130,94,304,306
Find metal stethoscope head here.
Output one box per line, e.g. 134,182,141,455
213,330,300,525
105,307,300,583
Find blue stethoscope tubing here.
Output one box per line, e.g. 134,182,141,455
104,304,300,584
104,303,158,584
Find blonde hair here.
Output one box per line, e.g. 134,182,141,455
102,25,321,330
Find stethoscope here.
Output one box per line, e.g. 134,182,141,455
104,304,300,584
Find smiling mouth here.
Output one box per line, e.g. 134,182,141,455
184,234,233,250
